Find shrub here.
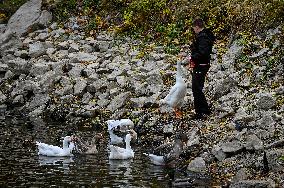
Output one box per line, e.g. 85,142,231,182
0,0,28,23
2,0,283,54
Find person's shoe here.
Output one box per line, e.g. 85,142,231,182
203,110,211,115
190,113,206,120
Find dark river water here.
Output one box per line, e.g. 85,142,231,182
0,118,182,187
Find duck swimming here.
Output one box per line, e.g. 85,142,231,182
36,135,75,157
109,132,135,160
73,133,103,154
143,132,188,166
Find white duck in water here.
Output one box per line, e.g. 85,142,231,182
109,132,134,160
160,61,187,118
36,136,75,157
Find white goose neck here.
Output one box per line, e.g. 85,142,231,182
62,136,70,149
176,61,182,80
125,134,132,150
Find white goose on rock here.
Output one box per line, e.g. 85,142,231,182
160,61,187,118
36,136,75,157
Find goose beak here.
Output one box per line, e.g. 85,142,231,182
129,129,137,141
71,135,77,142
95,133,103,141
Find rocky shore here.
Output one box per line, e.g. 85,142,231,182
0,0,283,187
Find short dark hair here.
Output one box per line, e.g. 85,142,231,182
193,18,204,28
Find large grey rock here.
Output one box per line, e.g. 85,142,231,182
231,168,249,183
116,76,129,88
256,113,275,130
26,93,50,110
266,149,284,171
250,48,269,59
0,24,6,33
244,134,263,151
58,41,69,50
276,86,284,95
69,43,80,53
212,145,227,161
234,107,255,123
94,41,111,52
186,127,200,147
107,92,130,112
221,140,244,153
81,44,93,53
55,85,73,96
0,91,7,104
222,40,244,70
30,61,50,76
187,157,206,173
7,0,42,36
11,80,40,98
38,70,62,92
4,70,14,80
130,93,159,108
14,49,29,58
28,105,46,117
107,69,124,81
0,63,9,72
68,64,85,79
38,10,52,27
82,92,93,104
13,95,25,105
0,104,7,120
96,97,110,108
29,42,46,58
74,78,87,96
0,30,23,54
256,93,275,110
213,77,237,100
6,58,32,75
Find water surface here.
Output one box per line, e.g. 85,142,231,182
0,120,174,187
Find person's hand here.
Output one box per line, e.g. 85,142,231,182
186,62,192,70
186,58,195,71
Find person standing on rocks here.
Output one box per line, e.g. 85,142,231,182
184,18,215,120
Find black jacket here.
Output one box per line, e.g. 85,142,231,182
191,28,215,66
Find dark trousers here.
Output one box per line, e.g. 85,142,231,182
191,66,210,115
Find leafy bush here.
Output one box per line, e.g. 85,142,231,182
2,0,283,54
51,0,282,51
0,0,28,23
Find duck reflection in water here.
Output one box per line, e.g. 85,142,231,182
108,159,133,176
38,156,74,172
